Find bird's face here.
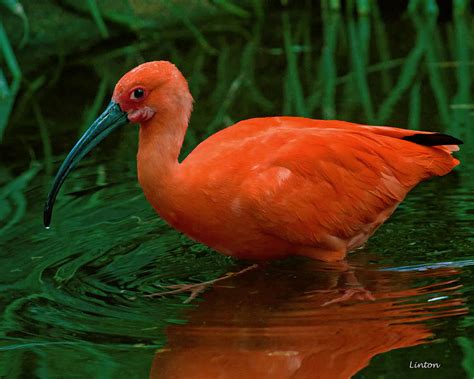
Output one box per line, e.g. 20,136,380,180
43,61,190,227
113,85,155,124
112,61,192,125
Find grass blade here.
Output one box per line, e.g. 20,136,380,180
282,12,307,116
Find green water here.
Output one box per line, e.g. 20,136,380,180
1,2,474,378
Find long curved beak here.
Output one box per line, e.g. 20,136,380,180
43,101,128,228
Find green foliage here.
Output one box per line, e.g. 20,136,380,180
457,336,474,378
0,0,29,47
0,162,40,235
0,0,472,142
0,21,21,141
86,0,110,38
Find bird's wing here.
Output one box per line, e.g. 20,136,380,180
238,128,456,252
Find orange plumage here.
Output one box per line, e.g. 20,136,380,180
45,61,462,262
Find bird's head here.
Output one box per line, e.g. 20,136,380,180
43,61,192,228
112,61,192,125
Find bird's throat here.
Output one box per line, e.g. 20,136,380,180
136,119,186,222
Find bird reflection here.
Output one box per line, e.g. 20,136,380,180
150,259,467,379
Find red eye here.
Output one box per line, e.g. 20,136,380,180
130,88,145,100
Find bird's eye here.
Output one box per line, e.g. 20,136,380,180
130,88,145,100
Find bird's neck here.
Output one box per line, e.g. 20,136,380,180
136,115,188,220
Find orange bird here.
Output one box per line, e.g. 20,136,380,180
44,61,462,262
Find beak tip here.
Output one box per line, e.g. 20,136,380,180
43,204,52,229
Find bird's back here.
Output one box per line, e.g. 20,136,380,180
192,115,454,148
184,117,459,179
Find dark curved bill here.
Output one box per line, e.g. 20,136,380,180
43,101,128,228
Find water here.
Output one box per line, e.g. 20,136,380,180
1,3,474,379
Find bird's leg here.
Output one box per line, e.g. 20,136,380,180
317,260,375,306
322,271,375,306
145,264,259,303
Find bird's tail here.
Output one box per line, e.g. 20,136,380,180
402,132,462,151
402,132,462,176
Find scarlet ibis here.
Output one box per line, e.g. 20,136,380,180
44,61,462,262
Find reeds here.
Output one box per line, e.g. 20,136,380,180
0,21,21,142
0,0,471,141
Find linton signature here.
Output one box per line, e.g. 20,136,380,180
409,361,441,369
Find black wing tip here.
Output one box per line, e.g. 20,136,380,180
402,133,464,146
